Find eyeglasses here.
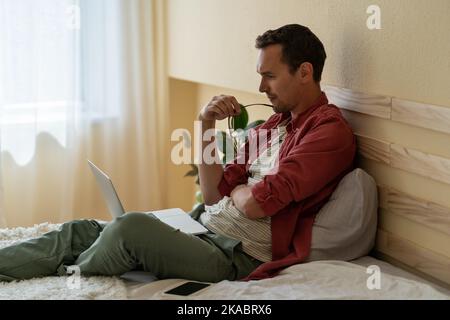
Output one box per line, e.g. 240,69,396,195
227,103,274,155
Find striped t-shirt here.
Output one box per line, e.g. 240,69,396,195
200,120,289,262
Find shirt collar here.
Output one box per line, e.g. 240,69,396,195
277,91,329,133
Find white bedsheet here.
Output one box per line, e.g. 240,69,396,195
124,257,450,300
1,223,449,300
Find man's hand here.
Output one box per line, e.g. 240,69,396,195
197,95,242,205
198,95,242,121
231,185,266,219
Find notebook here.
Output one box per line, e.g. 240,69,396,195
88,160,208,235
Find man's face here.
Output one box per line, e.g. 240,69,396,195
256,44,303,114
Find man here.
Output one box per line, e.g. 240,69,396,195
0,24,355,283
197,24,355,280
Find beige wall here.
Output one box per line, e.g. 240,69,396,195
168,0,450,107
167,0,450,207
166,0,450,285
167,78,200,212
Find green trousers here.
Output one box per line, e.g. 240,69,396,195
0,205,262,283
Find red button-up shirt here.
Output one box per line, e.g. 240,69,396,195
217,92,356,280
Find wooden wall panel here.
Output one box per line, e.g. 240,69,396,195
378,186,450,237
325,84,450,136
359,158,450,211
333,84,450,286
376,229,450,285
392,98,450,135
315,86,450,286
355,135,450,186
323,85,391,119
311,86,450,286
379,208,450,258
356,135,391,165
390,144,450,185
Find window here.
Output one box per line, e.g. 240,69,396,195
0,0,121,165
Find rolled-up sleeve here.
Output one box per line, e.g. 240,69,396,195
217,163,248,197
251,116,356,217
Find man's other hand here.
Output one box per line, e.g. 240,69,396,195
231,185,266,219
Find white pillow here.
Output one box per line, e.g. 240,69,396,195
306,168,378,262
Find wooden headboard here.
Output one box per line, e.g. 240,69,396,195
324,85,450,288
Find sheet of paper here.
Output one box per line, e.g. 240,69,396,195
150,208,186,218
148,208,208,235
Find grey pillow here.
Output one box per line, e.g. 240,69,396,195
306,168,378,262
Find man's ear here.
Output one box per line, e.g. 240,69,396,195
298,62,314,82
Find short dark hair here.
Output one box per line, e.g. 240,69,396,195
255,24,326,82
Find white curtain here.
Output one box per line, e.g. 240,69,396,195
0,0,169,227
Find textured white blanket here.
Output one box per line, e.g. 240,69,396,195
0,223,128,300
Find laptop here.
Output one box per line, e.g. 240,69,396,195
87,160,208,235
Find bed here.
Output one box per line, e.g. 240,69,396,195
123,257,450,300
0,221,448,300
